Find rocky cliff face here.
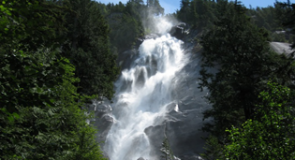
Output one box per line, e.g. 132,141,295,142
89,28,211,160
89,25,295,160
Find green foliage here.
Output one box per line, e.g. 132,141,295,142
246,4,295,43
176,0,295,159
74,124,107,160
200,1,269,134
97,0,146,53
177,0,217,29
0,0,113,159
247,6,279,32
275,1,295,48
108,14,143,51
61,0,119,99
160,136,175,160
147,0,164,15
177,0,190,23
176,0,295,42
200,135,224,160
160,125,175,160
271,31,288,42
96,0,165,53
0,0,66,50
199,1,295,158
223,82,295,160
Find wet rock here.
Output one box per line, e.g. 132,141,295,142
170,22,188,40
166,52,210,158
145,33,161,39
165,102,178,113
99,28,211,160
117,49,138,70
94,114,114,143
118,78,133,92
88,100,114,143
140,39,210,159
136,33,162,48
134,67,147,88
95,104,112,117
136,38,144,48
144,125,165,159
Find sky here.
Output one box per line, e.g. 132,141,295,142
96,0,294,14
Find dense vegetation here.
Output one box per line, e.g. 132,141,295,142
0,0,119,159
224,82,295,159
177,0,294,43
95,0,164,54
177,0,295,159
2,0,295,159
0,0,171,159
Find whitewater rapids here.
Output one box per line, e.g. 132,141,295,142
104,20,188,160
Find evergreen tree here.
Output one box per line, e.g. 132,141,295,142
199,1,295,158
160,137,174,160
160,124,175,160
200,0,269,132
147,0,164,15
177,0,190,22
61,0,119,99
177,0,191,23
0,0,109,159
275,1,295,48
97,0,145,53
176,0,217,29
223,82,295,159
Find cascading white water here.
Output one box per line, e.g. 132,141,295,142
104,19,187,160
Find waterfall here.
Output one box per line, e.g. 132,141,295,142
104,19,188,160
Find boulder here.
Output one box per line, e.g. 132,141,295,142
88,100,114,143
169,22,188,39
117,49,138,70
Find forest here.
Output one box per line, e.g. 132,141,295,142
0,0,117,159
177,0,295,159
1,0,295,159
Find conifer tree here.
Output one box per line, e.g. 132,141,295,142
199,0,295,151
223,82,295,159
160,124,175,160
0,1,109,159
61,0,119,99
